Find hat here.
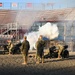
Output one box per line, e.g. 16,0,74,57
24,36,27,39
7,40,11,42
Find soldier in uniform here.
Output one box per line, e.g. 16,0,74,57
55,42,64,59
7,40,13,55
21,36,30,65
49,42,56,58
36,35,45,64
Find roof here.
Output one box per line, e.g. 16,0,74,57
0,8,75,27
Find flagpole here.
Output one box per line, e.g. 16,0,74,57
2,3,4,8
33,3,34,10
42,3,45,10
10,2,12,9
47,3,54,10
18,2,19,10
51,3,54,10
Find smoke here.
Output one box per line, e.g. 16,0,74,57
15,10,32,29
38,22,59,39
15,10,41,29
22,22,59,50
24,32,38,49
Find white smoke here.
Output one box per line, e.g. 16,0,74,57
23,22,59,50
24,32,38,50
15,10,40,29
38,22,59,39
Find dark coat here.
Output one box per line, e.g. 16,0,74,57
21,40,30,54
36,39,45,57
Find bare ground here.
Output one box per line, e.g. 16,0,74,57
0,52,75,75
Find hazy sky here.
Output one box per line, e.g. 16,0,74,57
0,0,75,9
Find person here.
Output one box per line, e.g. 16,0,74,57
12,40,22,54
55,42,64,59
49,43,56,58
36,35,45,64
21,36,30,65
7,40,13,55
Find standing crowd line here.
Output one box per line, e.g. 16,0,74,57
20,35,64,65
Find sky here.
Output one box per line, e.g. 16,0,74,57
0,0,75,10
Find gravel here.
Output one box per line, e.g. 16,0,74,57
0,53,75,75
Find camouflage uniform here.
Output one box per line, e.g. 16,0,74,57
56,43,64,58
36,38,45,63
8,40,13,55
21,40,30,64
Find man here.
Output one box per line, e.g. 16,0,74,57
21,36,30,65
55,42,64,59
36,35,45,64
7,40,13,55
49,43,56,58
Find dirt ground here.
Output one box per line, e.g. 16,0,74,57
0,52,75,75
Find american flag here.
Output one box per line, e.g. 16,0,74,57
0,2,2,7
26,3,32,7
47,3,54,6
12,3,17,7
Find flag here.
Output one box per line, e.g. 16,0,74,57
47,3,54,9
41,3,46,10
47,3,54,6
0,2,2,7
12,3,17,7
41,3,46,7
26,3,32,8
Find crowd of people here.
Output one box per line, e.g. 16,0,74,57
20,35,65,65
7,35,66,65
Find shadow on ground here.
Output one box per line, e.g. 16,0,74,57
0,55,75,75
